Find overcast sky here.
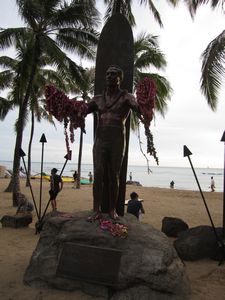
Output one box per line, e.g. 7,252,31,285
0,1,224,168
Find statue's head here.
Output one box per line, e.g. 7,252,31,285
106,65,123,86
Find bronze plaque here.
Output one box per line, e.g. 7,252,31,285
56,243,122,286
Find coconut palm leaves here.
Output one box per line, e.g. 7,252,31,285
183,0,224,110
0,0,99,202
200,30,225,110
183,0,224,17
104,0,178,27
133,33,172,120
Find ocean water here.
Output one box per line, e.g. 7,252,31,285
0,160,224,192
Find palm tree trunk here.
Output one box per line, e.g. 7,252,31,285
76,128,83,189
26,110,34,186
4,101,28,205
4,37,40,206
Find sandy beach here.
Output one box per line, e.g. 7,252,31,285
0,178,225,300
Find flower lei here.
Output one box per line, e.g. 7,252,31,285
136,77,159,165
44,85,88,153
100,219,128,238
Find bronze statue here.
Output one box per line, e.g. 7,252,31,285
87,65,143,220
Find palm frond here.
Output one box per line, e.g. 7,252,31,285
141,0,163,27
0,56,18,69
0,70,14,89
51,1,100,29
56,28,98,59
40,35,86,85
0,97,14,120
200,29,225,110
183,0,225,17
104,0,136,26
134,33,166,70
0,27,28,50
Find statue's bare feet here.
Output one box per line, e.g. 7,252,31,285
109,210,119,220
87,211,102,222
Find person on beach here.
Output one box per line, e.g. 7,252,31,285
88,171,93,184
86,65,144,221
49,168,63,211
127,192,145,220
170,180,175,189
129,172,132,181
73,170,78,188
210,176,215,192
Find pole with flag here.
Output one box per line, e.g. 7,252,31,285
39,134,47,219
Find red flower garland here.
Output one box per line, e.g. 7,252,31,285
136,77,159,165
136,77,156,127
44,85,88,153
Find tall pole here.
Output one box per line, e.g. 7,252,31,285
221,131,225,239
183,145,220,244
39,134,47,219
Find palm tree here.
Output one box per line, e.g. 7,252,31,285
0,52,78,192
133,33,172,116
200,30,225,111
183,0,224,110
0,0,99,205
104,0,178,27
72,67,95,189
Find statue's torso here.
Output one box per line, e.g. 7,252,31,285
92,91,136,127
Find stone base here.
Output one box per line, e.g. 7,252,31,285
24,211,191,299
1,213,32,228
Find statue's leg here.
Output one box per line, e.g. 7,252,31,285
89,135,106,220
108,128,125,219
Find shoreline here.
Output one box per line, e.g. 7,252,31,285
1,161,224,192
0,178,225,299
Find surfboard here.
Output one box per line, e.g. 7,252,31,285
94,13,134,216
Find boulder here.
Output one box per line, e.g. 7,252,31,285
24,211,191,299
174,225,223,261
161,217,189,237
1,213,32,228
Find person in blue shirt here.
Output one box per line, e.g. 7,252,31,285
127,192,145,220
